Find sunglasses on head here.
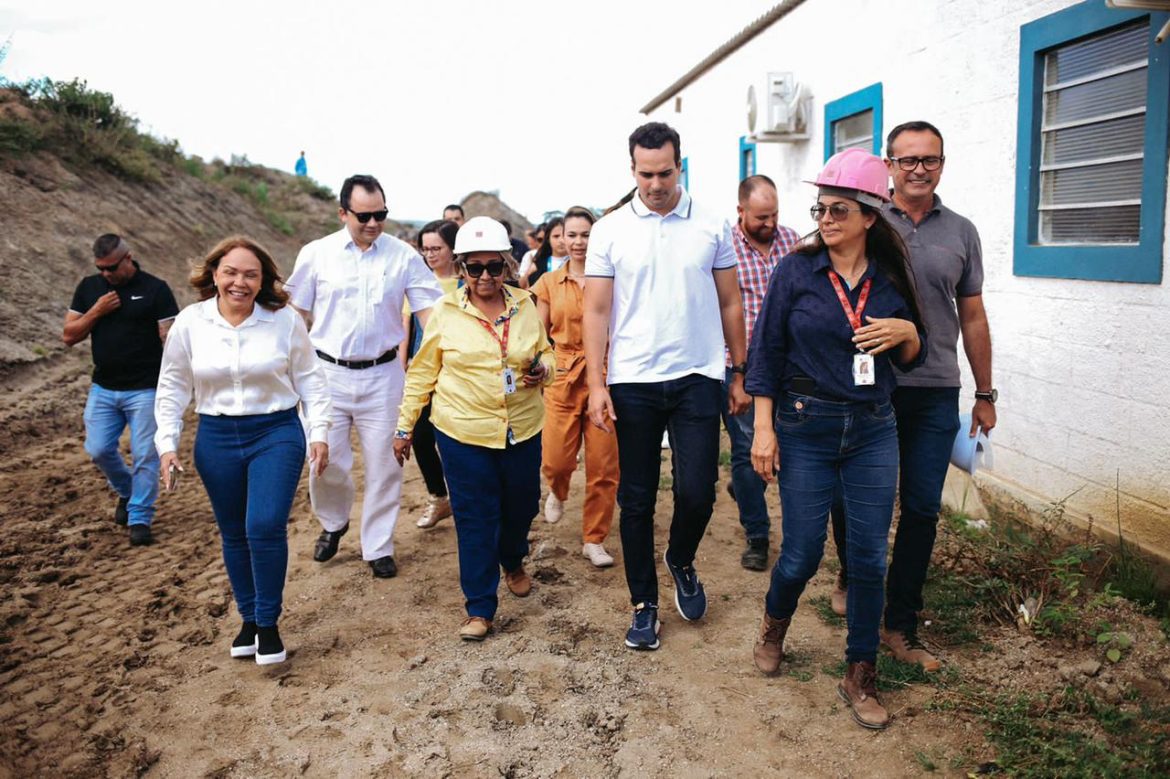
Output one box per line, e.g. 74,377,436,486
462,260,506,278
347,208,389,224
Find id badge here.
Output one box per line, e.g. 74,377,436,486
853,352,875,386
503,367,517,395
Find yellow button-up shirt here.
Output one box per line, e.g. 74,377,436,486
398,285,554,449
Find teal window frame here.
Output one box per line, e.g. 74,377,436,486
1013,1,1169,283
823,82,883,161
739,135,757,180
681,156,690,191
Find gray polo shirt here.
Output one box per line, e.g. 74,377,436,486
884,195,983,388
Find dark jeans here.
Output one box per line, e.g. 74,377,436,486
610,374,721,606
435,429,541,620
765,394,898,664
412,404,448,497
194,407,305,627
720,367,770,541
831,386,961,634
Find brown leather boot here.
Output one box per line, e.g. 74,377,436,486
837,660,890,729
504,566,532,597
752,613,790,675
880,629,941,672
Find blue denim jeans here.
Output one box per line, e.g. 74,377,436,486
435,429,541,621
720,368,770,541
609,374,721,606
194,407,305,627
83,385,160,526
765,393,898,663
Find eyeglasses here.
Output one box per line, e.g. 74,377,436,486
347,208,389,224
462,260,506,278
95,255,126,273
810,203,863,222
889,155,944,171
420,246,447,255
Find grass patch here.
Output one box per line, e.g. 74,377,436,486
809,595,844,628
718,449,731,467
822,655,954,691
921,571,982,646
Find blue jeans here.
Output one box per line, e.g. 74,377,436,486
765,394,898,664
83,385,160,526
720,368,770,541
194,407,305,627
610,374,721,606
831,387,961,634
435,429,541,620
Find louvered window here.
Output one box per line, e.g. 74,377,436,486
1039,21,1147,244
833,110,874,154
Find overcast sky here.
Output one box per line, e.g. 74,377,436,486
1,0,774,223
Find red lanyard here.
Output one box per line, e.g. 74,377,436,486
828,272,871,332
475,316,511,365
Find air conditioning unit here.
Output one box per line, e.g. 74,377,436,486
746,72,812,143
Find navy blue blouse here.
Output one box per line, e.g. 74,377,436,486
745,248,926,403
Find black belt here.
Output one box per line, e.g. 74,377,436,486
316,348,397,370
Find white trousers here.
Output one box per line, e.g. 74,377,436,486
309,360,404,560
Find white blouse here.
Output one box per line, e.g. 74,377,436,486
154,298,331,455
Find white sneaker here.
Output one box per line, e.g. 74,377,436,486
544,493,564,524
582,543,614,568
416,494,452,528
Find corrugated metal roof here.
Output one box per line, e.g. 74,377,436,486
639,0,808,115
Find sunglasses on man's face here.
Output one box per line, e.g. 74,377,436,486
348,208,389,224
463,260,506,278
95,255,126,273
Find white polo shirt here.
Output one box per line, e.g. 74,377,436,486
585,188,735,385
285,228,442,361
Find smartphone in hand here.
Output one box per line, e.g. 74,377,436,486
166,464,180,492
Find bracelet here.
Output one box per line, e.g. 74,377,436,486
393,430,411,440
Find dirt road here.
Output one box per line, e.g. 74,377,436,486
2,352,991,777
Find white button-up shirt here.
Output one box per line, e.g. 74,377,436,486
285,228,442,361
154,298,332,454
585,188,736,384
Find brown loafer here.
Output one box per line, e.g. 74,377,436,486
504,566,532,597
459,616,492,641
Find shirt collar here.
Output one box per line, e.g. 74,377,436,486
731,223,781,261
198,296,276,328
337,228,384,254
457,283,524,324
887,193,943,218
810,249,878,285
630,186,692,219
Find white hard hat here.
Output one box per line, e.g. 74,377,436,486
454,216,511,256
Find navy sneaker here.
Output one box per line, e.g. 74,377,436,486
663,549,707,621
624,602,661,650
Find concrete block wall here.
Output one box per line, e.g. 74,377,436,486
647,0,1170,561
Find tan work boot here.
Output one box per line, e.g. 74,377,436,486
752,612,791,675
416,494,452,528
880,628,941,672
830,572,847,616
459,616,492,641
504,566,532,597
838,660,890,729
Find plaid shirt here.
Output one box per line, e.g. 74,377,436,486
728,223,801,365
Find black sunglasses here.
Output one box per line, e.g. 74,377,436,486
463,260,506,278
347,208,389,224
95,255,126,273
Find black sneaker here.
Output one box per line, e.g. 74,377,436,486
740,538,769,571
114,496,129,526
663,549,707,621
128,524,153,546
256,625,286,665
231,622,258,658
624,602,661,650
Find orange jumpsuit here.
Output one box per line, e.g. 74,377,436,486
531,267,619,544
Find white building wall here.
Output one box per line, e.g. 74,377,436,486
647,0,1170,560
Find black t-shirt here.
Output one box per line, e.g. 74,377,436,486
69,265,180,390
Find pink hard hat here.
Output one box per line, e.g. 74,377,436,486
805,148,890,208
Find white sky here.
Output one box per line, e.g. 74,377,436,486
0,0,775,223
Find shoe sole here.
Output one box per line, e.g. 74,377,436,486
836,685,890,730
230,642,258,658
460,633,487,642
256,650,287,665
663,550,707,622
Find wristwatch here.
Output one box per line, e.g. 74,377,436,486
730,362,748,375
975,389,998,404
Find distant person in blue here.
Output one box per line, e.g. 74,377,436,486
63,234,180,547
295,151,307,177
